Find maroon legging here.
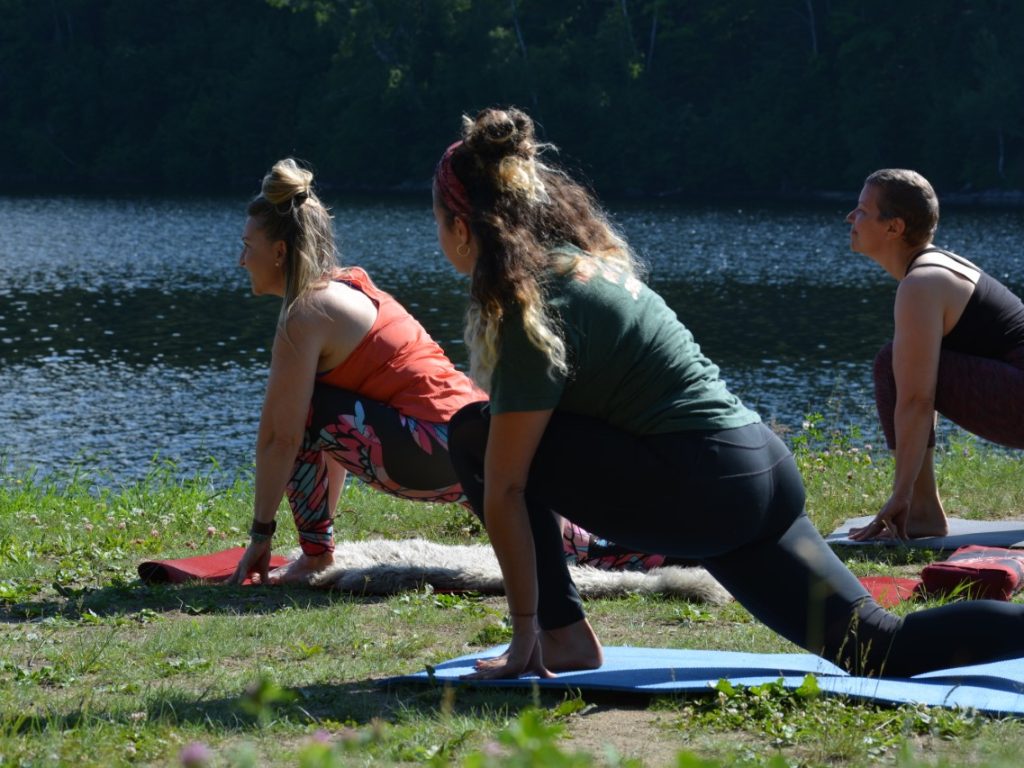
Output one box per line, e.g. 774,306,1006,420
873,341,1024,449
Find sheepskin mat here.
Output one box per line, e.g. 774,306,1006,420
301,538,732,605
826,516,1024,550
385,645,1024,716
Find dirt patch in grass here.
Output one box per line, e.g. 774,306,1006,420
560,705,686,765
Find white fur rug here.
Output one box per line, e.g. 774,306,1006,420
293,538,731,605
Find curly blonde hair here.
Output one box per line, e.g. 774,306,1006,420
435,107,639,389
247,158,337,327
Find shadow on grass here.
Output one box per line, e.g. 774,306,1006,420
828,544,941,567
0,542,941,626
0,581,383,623
0,547,938,624
1,677,606,735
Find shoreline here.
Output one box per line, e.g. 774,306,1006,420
6,176,1024,210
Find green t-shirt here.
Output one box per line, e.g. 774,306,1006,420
489,249,760,435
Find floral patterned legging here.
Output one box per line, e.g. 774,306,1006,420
287,384,470,555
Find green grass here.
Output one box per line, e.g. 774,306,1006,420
2,430,1024,766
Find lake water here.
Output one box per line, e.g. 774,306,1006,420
3,195,1023,483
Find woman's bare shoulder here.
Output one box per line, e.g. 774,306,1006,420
907,250,981,283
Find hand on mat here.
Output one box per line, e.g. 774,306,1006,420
226,538,274,585
849,494,910,541
465,625,554,680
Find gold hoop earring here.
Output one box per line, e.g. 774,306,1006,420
456,243,470,258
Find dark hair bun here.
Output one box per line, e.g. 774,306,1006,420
464,107,535,162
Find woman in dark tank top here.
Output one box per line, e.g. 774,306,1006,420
904,247,1024,358
846,168,1024,541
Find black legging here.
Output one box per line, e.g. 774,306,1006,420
448,402,1024,677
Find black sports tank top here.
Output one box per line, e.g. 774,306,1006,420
905,247,1024,358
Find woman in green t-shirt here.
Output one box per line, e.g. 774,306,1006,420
433,106,1024,680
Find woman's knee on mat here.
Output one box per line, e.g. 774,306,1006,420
824,598,902,676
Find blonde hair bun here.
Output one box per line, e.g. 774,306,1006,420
261,158,315,207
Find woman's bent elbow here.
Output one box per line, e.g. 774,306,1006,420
485,483,527,509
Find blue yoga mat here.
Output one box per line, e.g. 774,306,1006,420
386,646,1024,716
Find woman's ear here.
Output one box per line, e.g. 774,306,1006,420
454,215,470,246
886,217,906,240
275,239,288,262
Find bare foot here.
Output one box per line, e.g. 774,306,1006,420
267,552,335,584
895,494,949,538
539,618,604,672
905,450,948,537
850,516,949,540
850,498,949,541
903,507,949,538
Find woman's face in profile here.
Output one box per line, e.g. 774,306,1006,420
846,184,889,257
239,217,285,296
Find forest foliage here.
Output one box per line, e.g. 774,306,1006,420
3,0,1023,198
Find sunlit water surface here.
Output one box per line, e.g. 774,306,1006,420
3,195,1023,483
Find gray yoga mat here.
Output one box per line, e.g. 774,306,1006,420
825,516,1024,550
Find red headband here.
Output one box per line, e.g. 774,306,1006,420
434,141,472,220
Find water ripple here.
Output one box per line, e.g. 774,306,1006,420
3,195,1022,481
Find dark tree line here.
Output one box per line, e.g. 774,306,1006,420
2,0,1023,198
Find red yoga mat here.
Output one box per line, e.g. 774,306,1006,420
858,575,922,608
138,547,291,585
920,545,1024,601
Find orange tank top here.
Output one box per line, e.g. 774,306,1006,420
316,267,484,422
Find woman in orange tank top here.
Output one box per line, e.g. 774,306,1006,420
227,159,484,585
